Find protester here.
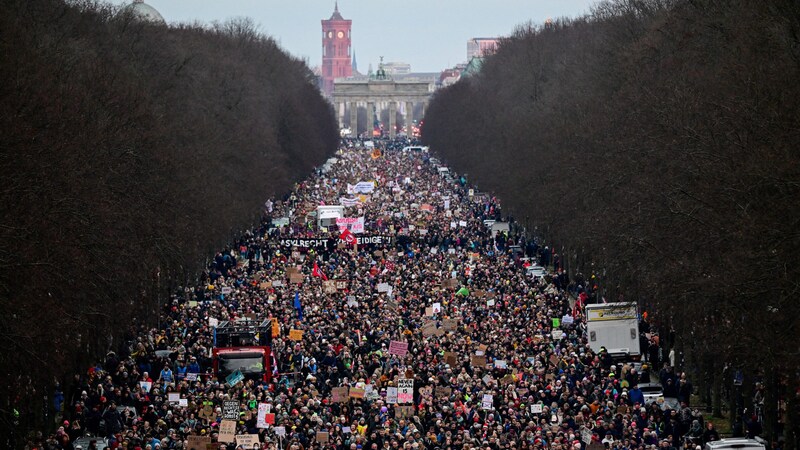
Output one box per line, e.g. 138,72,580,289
39,138,688,450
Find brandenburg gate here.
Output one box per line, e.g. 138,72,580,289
332,64,433,138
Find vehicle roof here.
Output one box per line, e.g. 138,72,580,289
705,438,766,449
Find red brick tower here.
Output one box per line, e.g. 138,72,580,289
321,2,352,96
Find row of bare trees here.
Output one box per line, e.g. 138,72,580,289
0,0,337,442
423,0,800,446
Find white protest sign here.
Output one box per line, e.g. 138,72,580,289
256,403,270,428
386,387,398,404
397,378,414,404
482,394,494,410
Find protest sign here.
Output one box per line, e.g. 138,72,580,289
316,431,330,443
444,352,457,366
494,360,508,369
331,387,349,403
256,403,270,428
221,287,232,295
395,405,414,418
552,318,561,328
323,280,337,294
218,420,236,443
388,340,408,356
500,374,516,385
421,321,437,336
530,403,544,414
482,394,494,410
386,387,398,404
187,435,211,450
443,319,458,331
471,355,487,367
185,373,198,382
139,381,152,392
435,386,452,398
168,393,180,404
336,217,365,234
377,282,391,293
235,434,259,447
397,378,414,404
349,387,365,399
226,371,244,387
582,428,593,445
222,400,239,420
289,329,303,341
274,426,286,436
336,280,348,290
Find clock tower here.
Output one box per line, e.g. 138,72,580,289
321,1,352,96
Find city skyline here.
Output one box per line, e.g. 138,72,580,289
105,0,598,73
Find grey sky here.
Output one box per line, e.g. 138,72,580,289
107,0,599,73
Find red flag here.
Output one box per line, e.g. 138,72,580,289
312,262,328,281
339,228,356,245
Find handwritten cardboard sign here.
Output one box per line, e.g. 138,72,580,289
331,387,349,403
471,355,487,367
388,340,409,356
349,387,366,399
235,434,260,447
187,435,211,450
218,420,236,443
395,405,414,418
444,352,458,366
289,329,303,341
435,386,452,398
443,318,458,331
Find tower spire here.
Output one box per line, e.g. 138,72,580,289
334,1,339,14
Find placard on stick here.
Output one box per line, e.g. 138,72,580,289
289,329,304,341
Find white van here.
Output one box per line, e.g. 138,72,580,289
705,438,766,450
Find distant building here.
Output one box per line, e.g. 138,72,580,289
321,2,352,96
124,0,165,24
467,37,499,59
383,62,412,75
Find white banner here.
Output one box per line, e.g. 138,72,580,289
339,197,361,207
349,181,375,194
336,217,365,234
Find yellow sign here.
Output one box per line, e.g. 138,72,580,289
289,329,303,341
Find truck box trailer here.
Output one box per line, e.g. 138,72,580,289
585,302,641,358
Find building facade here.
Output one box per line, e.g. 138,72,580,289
467,37,499,60
321,2,352,96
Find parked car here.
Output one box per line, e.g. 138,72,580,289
638,382,664,405
705,438,766,450
526,265,548,278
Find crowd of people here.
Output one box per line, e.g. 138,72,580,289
38,140,708,450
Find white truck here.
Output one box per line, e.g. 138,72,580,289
585,302,641,358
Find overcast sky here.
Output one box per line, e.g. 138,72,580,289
107,0,598,73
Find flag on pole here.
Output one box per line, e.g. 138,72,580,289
340,228,356,246
293,292,303,321
312,262,328,281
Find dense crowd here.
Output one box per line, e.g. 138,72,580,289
38,140,709,450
